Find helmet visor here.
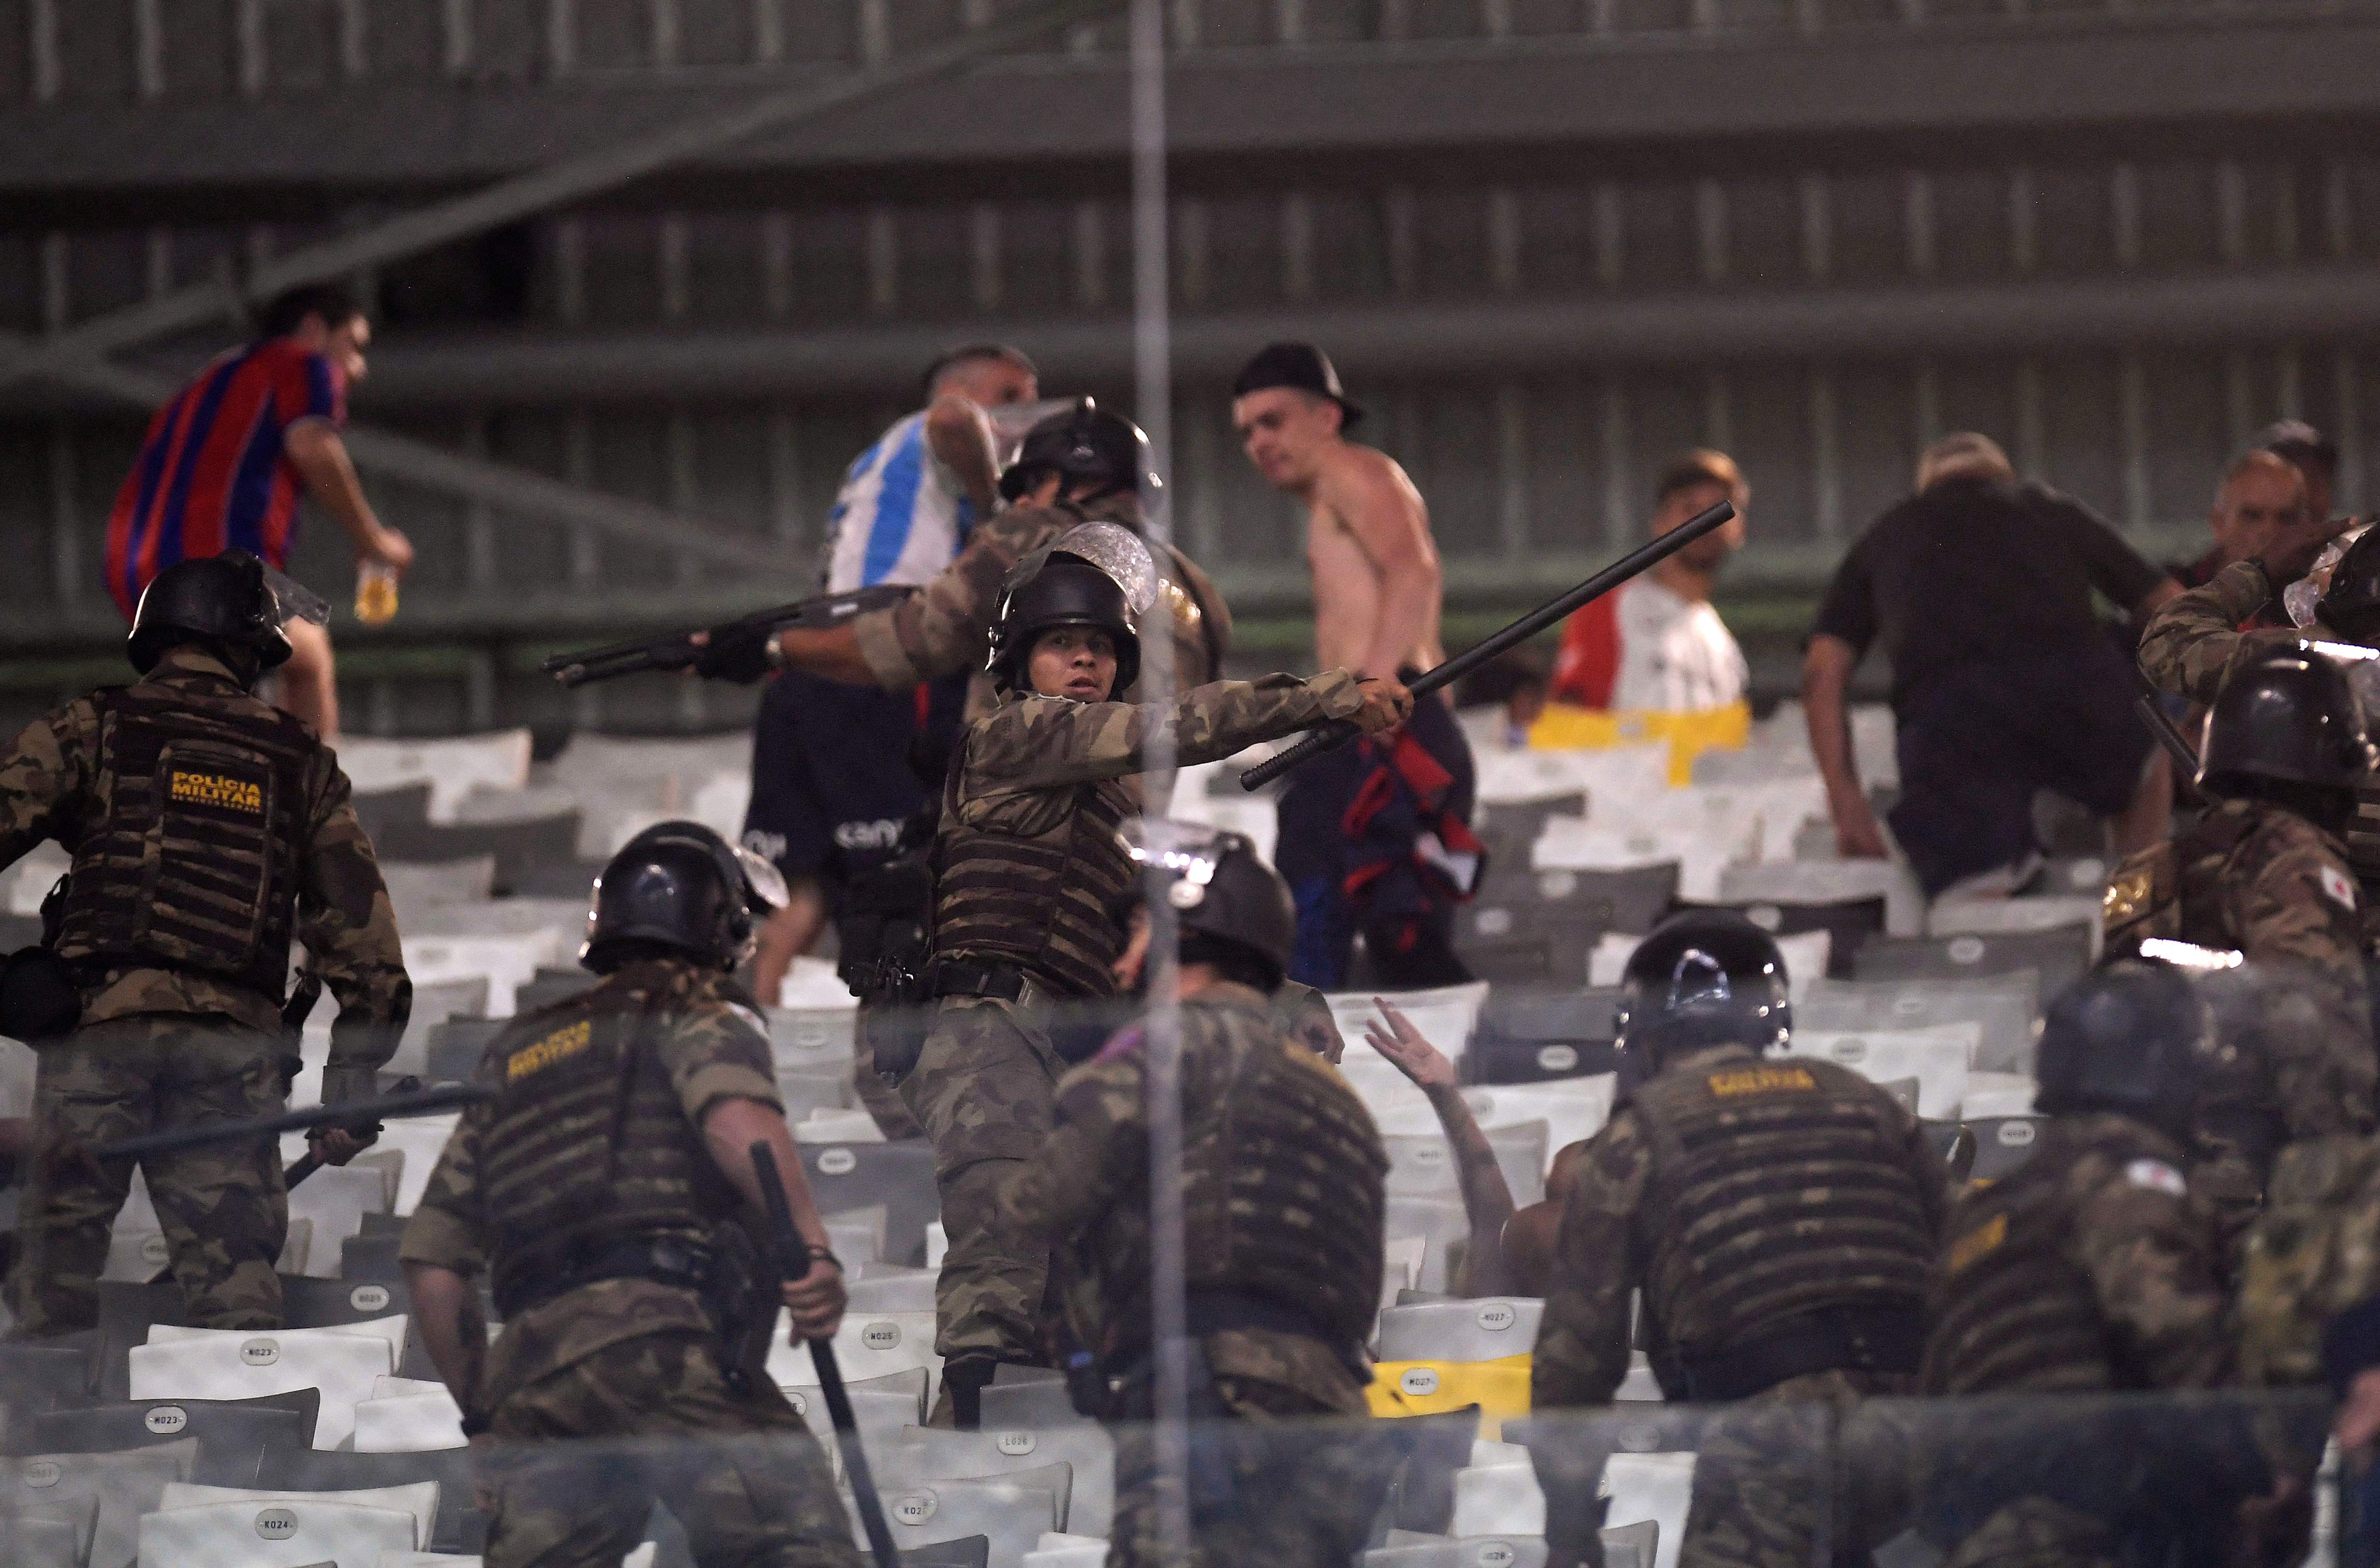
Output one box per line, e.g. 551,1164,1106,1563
257,560,331,628
2305,638,2380,726
1123,818,1237,906
731,842,790,912
985,397,1080,465
1665,948,1734,1015
1017,522,1159,617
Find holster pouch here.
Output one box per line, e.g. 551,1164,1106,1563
702,1225,773,1393
0,946,81,1043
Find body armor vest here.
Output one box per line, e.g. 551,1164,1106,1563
476,968,745,1312
931,760,1135,999
2345,781,2380,903
1086,1005,1388,1355
1923,1119,2179,1395
52,684,315,1003
1627,1049,1936,1362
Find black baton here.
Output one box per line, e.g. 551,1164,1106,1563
89,1083,492,1164
1239,500,1738,791
2131,667,2201,781
751,1141,900,1568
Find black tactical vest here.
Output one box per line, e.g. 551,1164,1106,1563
52,684,316,1003
2345,783,2380,905
1627,1049,1937,1362
1922,1119,2182,1395
476,968,745,1312
931,760,1136,999
1083,1001,1389,1356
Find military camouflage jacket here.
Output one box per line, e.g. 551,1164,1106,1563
0,648,409,1100
1531,1042,1947,1414
848,491,1230,717
2136,559,2305,706
956,671,1364,802
1004,981,1385,1414
399,960,783,1411
1923,1113,2233,1394
2104,798,2375,1169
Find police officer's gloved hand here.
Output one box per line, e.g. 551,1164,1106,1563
694,623,781,685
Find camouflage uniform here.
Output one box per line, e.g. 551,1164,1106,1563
2103,797,2376,1247
846,490,1230,719
906,671,1368,1370
1919,1113,2239,1568
2136,557,2380,906
1272,979,1345,1062
1004,980,1393,1568
0,647,410,1334
1531,1044,1945,1568
399,959,858,1568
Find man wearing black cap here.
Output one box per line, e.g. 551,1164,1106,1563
1231,342,1478,990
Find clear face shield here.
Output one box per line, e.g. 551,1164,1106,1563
731,841,791,915
1665,947,1735,1015
984,397,1080,464
1123,818,1233,911
1012,522,1161,618
2286,523,2374,630
2302,637,2380,729
249,556,331,631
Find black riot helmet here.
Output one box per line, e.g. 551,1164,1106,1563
2196,646,2377,800
2319,530,2380,644
2034,958,2217,1143
128,550,317,678
581,821,789,975
1613,909,1792,1076
997,397,1160,507
1129,821,1297,992
987,524,1149,698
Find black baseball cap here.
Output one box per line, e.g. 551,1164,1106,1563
2260,419,2340,473
1232,342,1363,430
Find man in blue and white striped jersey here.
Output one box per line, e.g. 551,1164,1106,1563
743,344,1041,1007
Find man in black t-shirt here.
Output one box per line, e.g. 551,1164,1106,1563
1802,433,2181,899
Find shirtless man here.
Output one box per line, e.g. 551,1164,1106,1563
1233,342,1478,989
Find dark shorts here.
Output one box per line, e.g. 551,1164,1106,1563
741,670,962,900
1888,638,2155,898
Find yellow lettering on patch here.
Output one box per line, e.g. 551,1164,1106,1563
168,770,262,814
1947,1213,2008,1276
1705,1066,1816,1097
507,1019,592,1081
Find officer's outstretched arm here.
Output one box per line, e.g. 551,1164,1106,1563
2136,561,2293,705
0,705,93,875
968,670,1374,792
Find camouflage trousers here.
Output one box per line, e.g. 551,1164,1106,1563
1108,1373,1394,1568
8,1013,287,1335
1678,1370,1913,1568
480,1328,860,1568
897,996,1064,1366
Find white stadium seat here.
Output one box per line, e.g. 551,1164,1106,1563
135,1496,417,1568
870,1465,1069,1568
130,1328,393,1449
156,1480,439,1548
1791,1027,1977,1118
1603,1452,1696,1568
1448,1461,1544,1537
338,731,533,821
2,1438,196,1568
352,1391,468,1452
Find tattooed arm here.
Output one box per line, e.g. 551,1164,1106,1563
1365,1000,1519,1297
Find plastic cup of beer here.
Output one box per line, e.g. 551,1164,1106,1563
355,561,398,625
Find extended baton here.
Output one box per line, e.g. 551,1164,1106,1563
751,1141,899,1568
89,1083,492,1165
2130,666,2201,783
1240,500,1737,791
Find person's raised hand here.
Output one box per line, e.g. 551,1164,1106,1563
307,1126,369,1166
1365,999,1455,1092
1352,677,1415,736
781,1252,846,1342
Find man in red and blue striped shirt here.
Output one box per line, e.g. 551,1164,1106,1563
106,283,412,738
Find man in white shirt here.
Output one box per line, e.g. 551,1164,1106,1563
1551,449,1751,713
743,344,1038,999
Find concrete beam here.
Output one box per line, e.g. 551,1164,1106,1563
1,9,2375,199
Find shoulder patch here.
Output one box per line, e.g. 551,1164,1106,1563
2104,859,2158,926
2321,863,2359,912
1705,1065,1816,1098
726,1001,771,1039
1947,1212,2007,1277
2125,1158,2187,1198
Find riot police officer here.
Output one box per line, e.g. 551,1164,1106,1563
898,529,1408,1422
2140,526,2380,902
700,398,1231,718
0,551,410,1335
1005,824,1393,1568
399,821,858,1568
1530,909,1945,1568
2105,646,2376,1247
1919,960,2249,1568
